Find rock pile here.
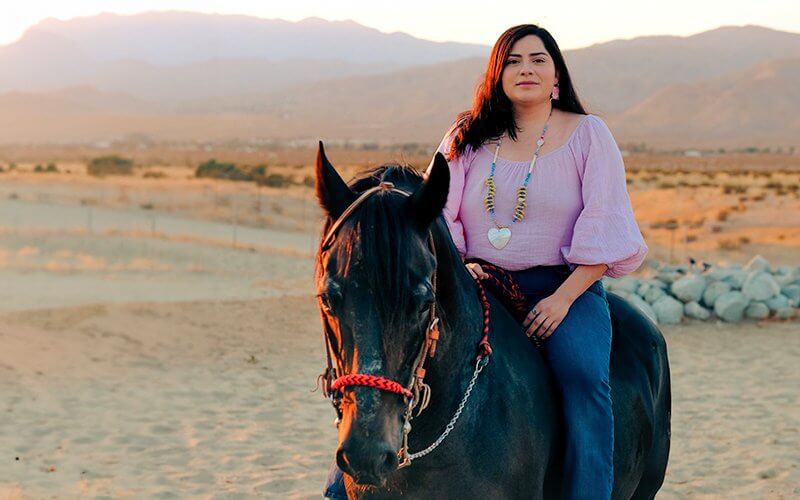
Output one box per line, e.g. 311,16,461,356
603,256,800,325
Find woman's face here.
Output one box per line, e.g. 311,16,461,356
500,35,558,108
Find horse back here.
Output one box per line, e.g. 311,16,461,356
607,292,671,498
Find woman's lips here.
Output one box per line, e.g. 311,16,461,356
517,82,539,86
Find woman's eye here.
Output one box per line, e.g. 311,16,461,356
534,59,545,63
507,59,518,65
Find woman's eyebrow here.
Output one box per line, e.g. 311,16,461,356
508,52,547,57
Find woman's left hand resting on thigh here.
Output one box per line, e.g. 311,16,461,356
524,263,609,340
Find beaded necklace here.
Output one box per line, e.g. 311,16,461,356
484,111,552,249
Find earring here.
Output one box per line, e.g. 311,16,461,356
551,84,560,100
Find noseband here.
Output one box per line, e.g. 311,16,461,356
317,180,492,468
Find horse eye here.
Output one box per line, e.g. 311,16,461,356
418,299,434,316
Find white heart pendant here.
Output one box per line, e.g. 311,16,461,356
487,227,511,249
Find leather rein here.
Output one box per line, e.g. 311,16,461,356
316,180,492,468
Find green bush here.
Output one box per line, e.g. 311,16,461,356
87,155,134,177
195,159,251,181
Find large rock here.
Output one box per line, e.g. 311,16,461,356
775,273,798,287
636,281,652,297
765,294,791,313
742,272,781,301
652,295,684,325
671,275,707,303
703,267,731,282
776,308,796,320
702,281,732,308
650,278,669,290
722,269,748,289
607,276,640,294
643,286,667,304
626,295,658,325
714,291,750,322
782,284,800,307
656,272,683,285
744,255,771,273
744,301,770,319
684,301,711,320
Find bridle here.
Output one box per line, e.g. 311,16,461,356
316,180,492,468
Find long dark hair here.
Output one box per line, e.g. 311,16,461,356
450,24,587,159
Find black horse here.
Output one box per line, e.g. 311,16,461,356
314,143,671,499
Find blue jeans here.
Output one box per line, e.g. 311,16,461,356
509,265,614,500
323,265,613,500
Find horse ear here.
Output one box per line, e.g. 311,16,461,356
409,152,450,230
315,141,356,219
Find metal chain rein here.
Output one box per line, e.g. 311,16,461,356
399,354,489,466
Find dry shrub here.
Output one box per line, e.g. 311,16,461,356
88,155,134,177
717,238,741,250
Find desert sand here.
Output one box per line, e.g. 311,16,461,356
1,169,799,498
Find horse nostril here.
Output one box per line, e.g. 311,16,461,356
378,448,399,474
336,447,355,476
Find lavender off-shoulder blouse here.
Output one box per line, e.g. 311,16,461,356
425,114,647,279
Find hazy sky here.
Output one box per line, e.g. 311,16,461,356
1,0,798,49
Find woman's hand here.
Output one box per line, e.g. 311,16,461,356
465,262,490,280
523,292,573,340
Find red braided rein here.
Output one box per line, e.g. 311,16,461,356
330,374,414,399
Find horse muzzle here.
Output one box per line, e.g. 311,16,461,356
336,438,399,486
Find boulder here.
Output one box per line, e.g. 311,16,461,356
722,269,748,289
636,281,652,297
744,301,770,320
650,278,669,290
656,272,683,285
608,276,640,294
742,272,781,301
765,294,791,313
714,291,750,322
671,275,707,303
775,273,797,287
652,295,684,325
643,286,667,304
775,308,796,320
781,284,800,307
702,267,730,282
684,301,711,320
702,281,732,308
744,255,771,273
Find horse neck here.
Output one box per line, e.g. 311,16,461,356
409,246,485,438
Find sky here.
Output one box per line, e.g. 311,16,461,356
1,0,798,49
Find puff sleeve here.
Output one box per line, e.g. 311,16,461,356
560,115,648,278
425,124,468,258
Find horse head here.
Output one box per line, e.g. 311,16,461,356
314,142,450,486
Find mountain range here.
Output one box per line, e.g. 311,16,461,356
1,12,798,150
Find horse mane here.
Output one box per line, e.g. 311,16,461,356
317,163,463,333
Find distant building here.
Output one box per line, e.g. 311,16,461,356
684,149,702,157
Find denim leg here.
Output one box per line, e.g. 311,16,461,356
544,282,614,500
323,460,348,500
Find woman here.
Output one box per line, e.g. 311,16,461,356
326,24,647,499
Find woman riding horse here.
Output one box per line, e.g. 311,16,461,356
320,24,669,500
